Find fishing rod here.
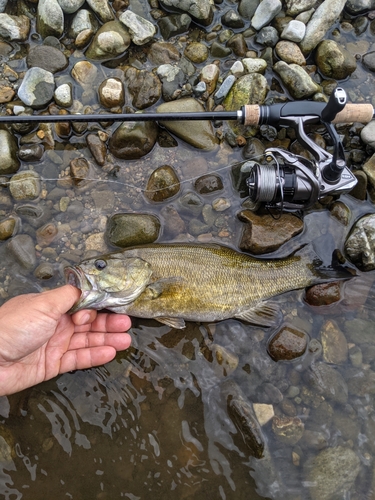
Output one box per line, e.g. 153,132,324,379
3,88,374,213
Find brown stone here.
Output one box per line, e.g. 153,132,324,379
305,282,342,307
268,325,308,361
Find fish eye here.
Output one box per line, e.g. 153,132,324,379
94,259,107,270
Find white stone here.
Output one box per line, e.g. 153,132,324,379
253,403,275,426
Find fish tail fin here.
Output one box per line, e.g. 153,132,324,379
295,245,356,282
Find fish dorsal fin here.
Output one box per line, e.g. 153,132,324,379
235,301,281,328
156,317,186,329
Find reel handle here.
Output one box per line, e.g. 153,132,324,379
241,102,374,126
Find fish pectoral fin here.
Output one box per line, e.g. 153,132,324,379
145,277,184,299
156,317,186,329
235,302,281,328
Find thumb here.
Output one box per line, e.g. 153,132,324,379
39,285,82,317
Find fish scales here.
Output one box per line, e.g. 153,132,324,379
65,243,350,328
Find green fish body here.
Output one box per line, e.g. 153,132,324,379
65,243,351,329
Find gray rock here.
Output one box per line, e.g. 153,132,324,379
256,26,279,47
305,362,348,404
0,14,30,41
148,42,181,66
156,64,186,102
157,98,219,151
57,0,85,13
0,130,20,175
37,0,64,39
273,61,320,99
345,0,375,14
300,0,347,53
54,83,73,107
239,0,260,19
251,0,282,30
109,121,158,159
69,9,99,38
363,51,375,72
221,9,245,29
285,0,317,15
18,67,55,109
0,1,7,13
7,234,37,270
345,213,375,271
86,0,114,23
105,213,161,248
26,45,68,74
158,14,191,40
159,0,213,24
281,20,306,42
304,446,360,500
18,144,44,162
119,10,156,45
214,75,236,103
361,121,375,148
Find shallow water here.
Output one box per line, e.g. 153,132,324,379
1,1,375,499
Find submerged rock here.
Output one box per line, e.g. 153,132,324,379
85,21,131,61
105,213,161,248
0,130,20,175
109,121,158,159
145,165,180,202
316,40,357,79
268,325,308,361
18,67,55,109
345,214,375,271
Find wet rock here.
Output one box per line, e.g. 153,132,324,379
304,446,360,500
361,121,375,149
194,174,223,195
124,67,162,109
224,381,265,458
178,191,204,216
273,61,320,99
105,213,161,248
15,203,51,229
86,0,114,23
26,45,68,74
157,99,219,151
363,51,375,72
210,41,232,58
184,42,209,64
222,9,245,29
7,234,37,270
285,0,317,15
159,0,213,25
275,41,306,65
119,10,156,45
316,40,356,79
85,21,131,61
145,165,180,202
156,64,185,102
37,0,64,39
344,317,375,345
36,222,58,247
320,319,348,364
98,77,125,108
72,61,98,88
0,216,19,241
281,20,306,42
253,403,274,426
238,210,303,254
9,171,41,201
109,120,158,159
18,144,44,163
243,57,268,74
58,0,85,13
0,130,20,175
200,64,220,95
160,205,186,236
158,14,192,40
239,0,260,19
345,213,375,271
91,190,115,212
329,201,350,225
70,157,90,185
0,14,30,41
86,133,107,166
148,42,181,66
300,0,347,53
305,362,348,404
18,67,55,109
227,33,248,57
34,262,55,280
223,73,268,112
214,75,236,103
251,0,282,30
305,281,342,307
69,8,99,45
272,416,304,445
268,325,308,361
54,83,73,108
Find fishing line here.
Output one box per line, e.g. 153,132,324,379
7,154,266,196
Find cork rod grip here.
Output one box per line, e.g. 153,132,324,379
332,103,373,124
242,105,261,126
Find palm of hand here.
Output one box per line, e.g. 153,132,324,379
0,286,132,396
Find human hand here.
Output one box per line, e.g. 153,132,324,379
0,284,132,396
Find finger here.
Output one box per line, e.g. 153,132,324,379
90,313,132,333
37,285,82,318
68,332,132,351
72,309,97,327
59,346,118,373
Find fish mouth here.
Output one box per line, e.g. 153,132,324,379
64,265,100,313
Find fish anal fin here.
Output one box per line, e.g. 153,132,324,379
235,302,281,328
156,317,186,329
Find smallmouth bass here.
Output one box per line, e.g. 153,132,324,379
65,243,352,329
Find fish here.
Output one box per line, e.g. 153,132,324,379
64,243,353,329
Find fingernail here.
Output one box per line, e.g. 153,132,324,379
81,312,91,324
